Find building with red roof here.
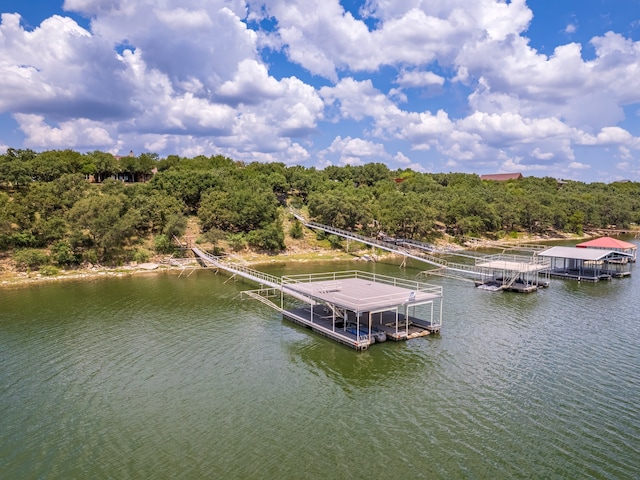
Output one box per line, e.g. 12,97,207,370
576,237,637,262
479,173,523,181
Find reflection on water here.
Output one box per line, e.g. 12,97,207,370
1,251,639,479
285,327,438,392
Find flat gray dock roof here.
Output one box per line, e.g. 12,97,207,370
283,272,442,312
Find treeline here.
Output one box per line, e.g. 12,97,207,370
1,148,639,271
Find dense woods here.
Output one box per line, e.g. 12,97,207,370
2,148,640,271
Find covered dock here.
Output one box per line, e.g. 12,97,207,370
576,237,637,262
244,270,443,350
474,254,550,292
538,246,633,281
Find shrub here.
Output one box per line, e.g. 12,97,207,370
133,248,151,263
40,265,60,276
83,249,99,265
204,228,226,244
289,197,303,209
163,214,187,239
13,249,49,271
327,235,343,249
289,220,304,239
10,232,37,248
154,234,174,254
228,233,247,251
51,240,79,266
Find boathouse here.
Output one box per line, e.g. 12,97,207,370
191,247,444,350
576,237,637,262
245,270,443,350
538,246,633,281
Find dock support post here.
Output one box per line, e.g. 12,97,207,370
405,305,409,334
332,308,336,332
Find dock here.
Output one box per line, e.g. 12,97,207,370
538,246,633,282
278,271,443,349
190,247,443,350
290,210,550,292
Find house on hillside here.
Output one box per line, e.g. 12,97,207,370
576,237,637,262
480,172,523,181
86,150,156,183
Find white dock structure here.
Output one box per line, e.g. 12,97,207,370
191,247,443,350
290,211,549,291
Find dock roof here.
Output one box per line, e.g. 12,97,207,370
576,237,637,250
538,246,633,261
283,272,442,312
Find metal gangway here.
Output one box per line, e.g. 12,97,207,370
289,211,547,283
191,247,316,305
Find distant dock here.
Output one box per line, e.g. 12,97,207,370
290,210,549,293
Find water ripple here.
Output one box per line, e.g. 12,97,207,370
1,264,639,478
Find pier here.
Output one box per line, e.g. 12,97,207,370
538,246,633,282
290,211,549,292
191,247,443,350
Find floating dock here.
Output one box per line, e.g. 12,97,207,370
473,254,550,292
538,246,633,282
190,248,443,350
245,272,442,351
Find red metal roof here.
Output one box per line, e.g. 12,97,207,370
576,237,637,249
479,173,523,181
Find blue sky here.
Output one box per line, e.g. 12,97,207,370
1,1,640,182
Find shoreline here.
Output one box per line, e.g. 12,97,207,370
0,250,376,289
0,230,616,289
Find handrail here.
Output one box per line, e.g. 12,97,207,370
282,270,442,296
290,209,550,279
192,247,282,286
305,220,451,269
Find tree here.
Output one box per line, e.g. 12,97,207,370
151,170,225,212
377,191,436,239
0,191,14,249
51,240,80,266
307,185,374,231
27,150,86,182
198,183,279,233
0,148,36,187
67,193,140,261
246,223,286,251
88,151,119,182
136,153,158,181
289,220,304,239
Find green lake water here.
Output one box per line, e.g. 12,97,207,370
1,249,639,479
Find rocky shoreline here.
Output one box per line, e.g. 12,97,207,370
0,231,604,289
0,250,374,288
